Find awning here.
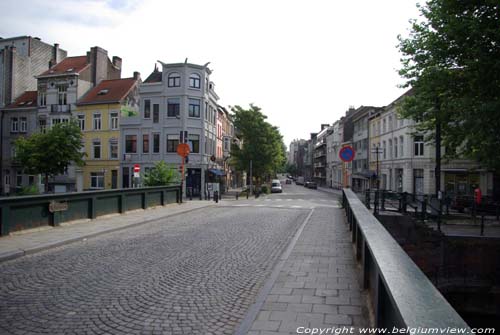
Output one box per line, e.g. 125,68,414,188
208,169,226,176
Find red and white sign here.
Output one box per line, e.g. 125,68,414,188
133,164,140,173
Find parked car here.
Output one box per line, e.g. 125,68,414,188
305,181,317,189
285,179,292,184
271,181,283,193
296,177,304,185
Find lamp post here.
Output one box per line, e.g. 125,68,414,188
371,145,384,190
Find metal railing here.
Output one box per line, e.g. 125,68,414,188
0,185,181,236
363,190,500,235
342,188,470,329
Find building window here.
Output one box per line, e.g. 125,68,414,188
39,92,46,106
90,172,104,189
58,84,68,105
168,72,181,87
167,98,180,117
153,104,159,123
394,138,398,158
93,140,101,159
39,119,47,133
382,141,386,159
16,173,23,187
188,99,200,118
143,134,149,153
388,139,393,159
125,135,137,153
414,136,424,156
167,134,179,152
11,118,18,132
110,112,119,130
110,142,118,159
189,73,201,89
383,119,386,133
188,134,200,153
144,99,151,118
77,114,85,131
93,113,101,130
153,133,160,153
19,117,27,133
413,169,424,194
28,175,35,185
400,136,404,157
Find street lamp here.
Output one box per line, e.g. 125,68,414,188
371,145,384,190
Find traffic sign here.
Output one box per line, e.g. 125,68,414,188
339,146,355,162
177,143,190,157
133,164,140,173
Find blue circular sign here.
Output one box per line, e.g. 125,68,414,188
339,146,355,162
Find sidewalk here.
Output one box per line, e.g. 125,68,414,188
317,186,343,197
239,206,370,334
0,200,213,263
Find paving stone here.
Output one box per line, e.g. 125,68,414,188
324,314,353,325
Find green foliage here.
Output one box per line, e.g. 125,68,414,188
143,161,180,186
398,1,500,170
17,185,39,196
285,163,298,176
230,104,287,183
261,184,269,194
15,121,85,191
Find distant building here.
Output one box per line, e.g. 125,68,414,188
121,61,220,198
0,91,39,194
313,124,330,187
0,36,67,108
35,46,122,192
326,119,343,189
76,75,140,190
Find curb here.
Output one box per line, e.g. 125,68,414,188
0,203,213,264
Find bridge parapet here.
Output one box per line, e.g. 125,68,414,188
342,188,471,330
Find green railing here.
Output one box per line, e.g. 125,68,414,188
0,185,181,236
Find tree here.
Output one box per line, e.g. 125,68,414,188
143,161,180,186
15,121,85,193
398,1,500,170
230,104,286,185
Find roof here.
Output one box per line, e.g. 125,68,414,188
39,56,89,77
77,78,138,105
144,70,162,83
4,91,37,109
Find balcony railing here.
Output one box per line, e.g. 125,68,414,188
50,104,71,113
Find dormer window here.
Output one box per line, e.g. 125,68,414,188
168,72,181,87
97,89,109,95
189,73,201,89
66,68,74,72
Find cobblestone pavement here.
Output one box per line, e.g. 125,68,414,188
0,206,308,335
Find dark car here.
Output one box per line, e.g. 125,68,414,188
305,181,317,189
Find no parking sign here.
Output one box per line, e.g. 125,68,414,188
339,146,355,162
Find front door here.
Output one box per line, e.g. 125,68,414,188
186,169,201,196
111,170,118,189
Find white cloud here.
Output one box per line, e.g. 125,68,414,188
0,0,421,145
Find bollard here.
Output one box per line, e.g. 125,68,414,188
381,191,386,210
246,189,249,199
365,191,371,209
214,191,219,203
189,189,193,201
373,191,379,215
207,191,211,201
480,214,485,236
236,192,239,200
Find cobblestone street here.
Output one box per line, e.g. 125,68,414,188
0,206,308,335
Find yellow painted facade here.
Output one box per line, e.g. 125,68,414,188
75,103,121,190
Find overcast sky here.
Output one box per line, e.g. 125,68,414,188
0,0,420,146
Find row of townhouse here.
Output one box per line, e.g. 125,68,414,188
289,91,498,199
0,36,238,197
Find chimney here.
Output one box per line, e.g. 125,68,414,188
112,56,122,70
133,71,141,80
53,43,60,63
49,59,54,68
321,123,329,130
